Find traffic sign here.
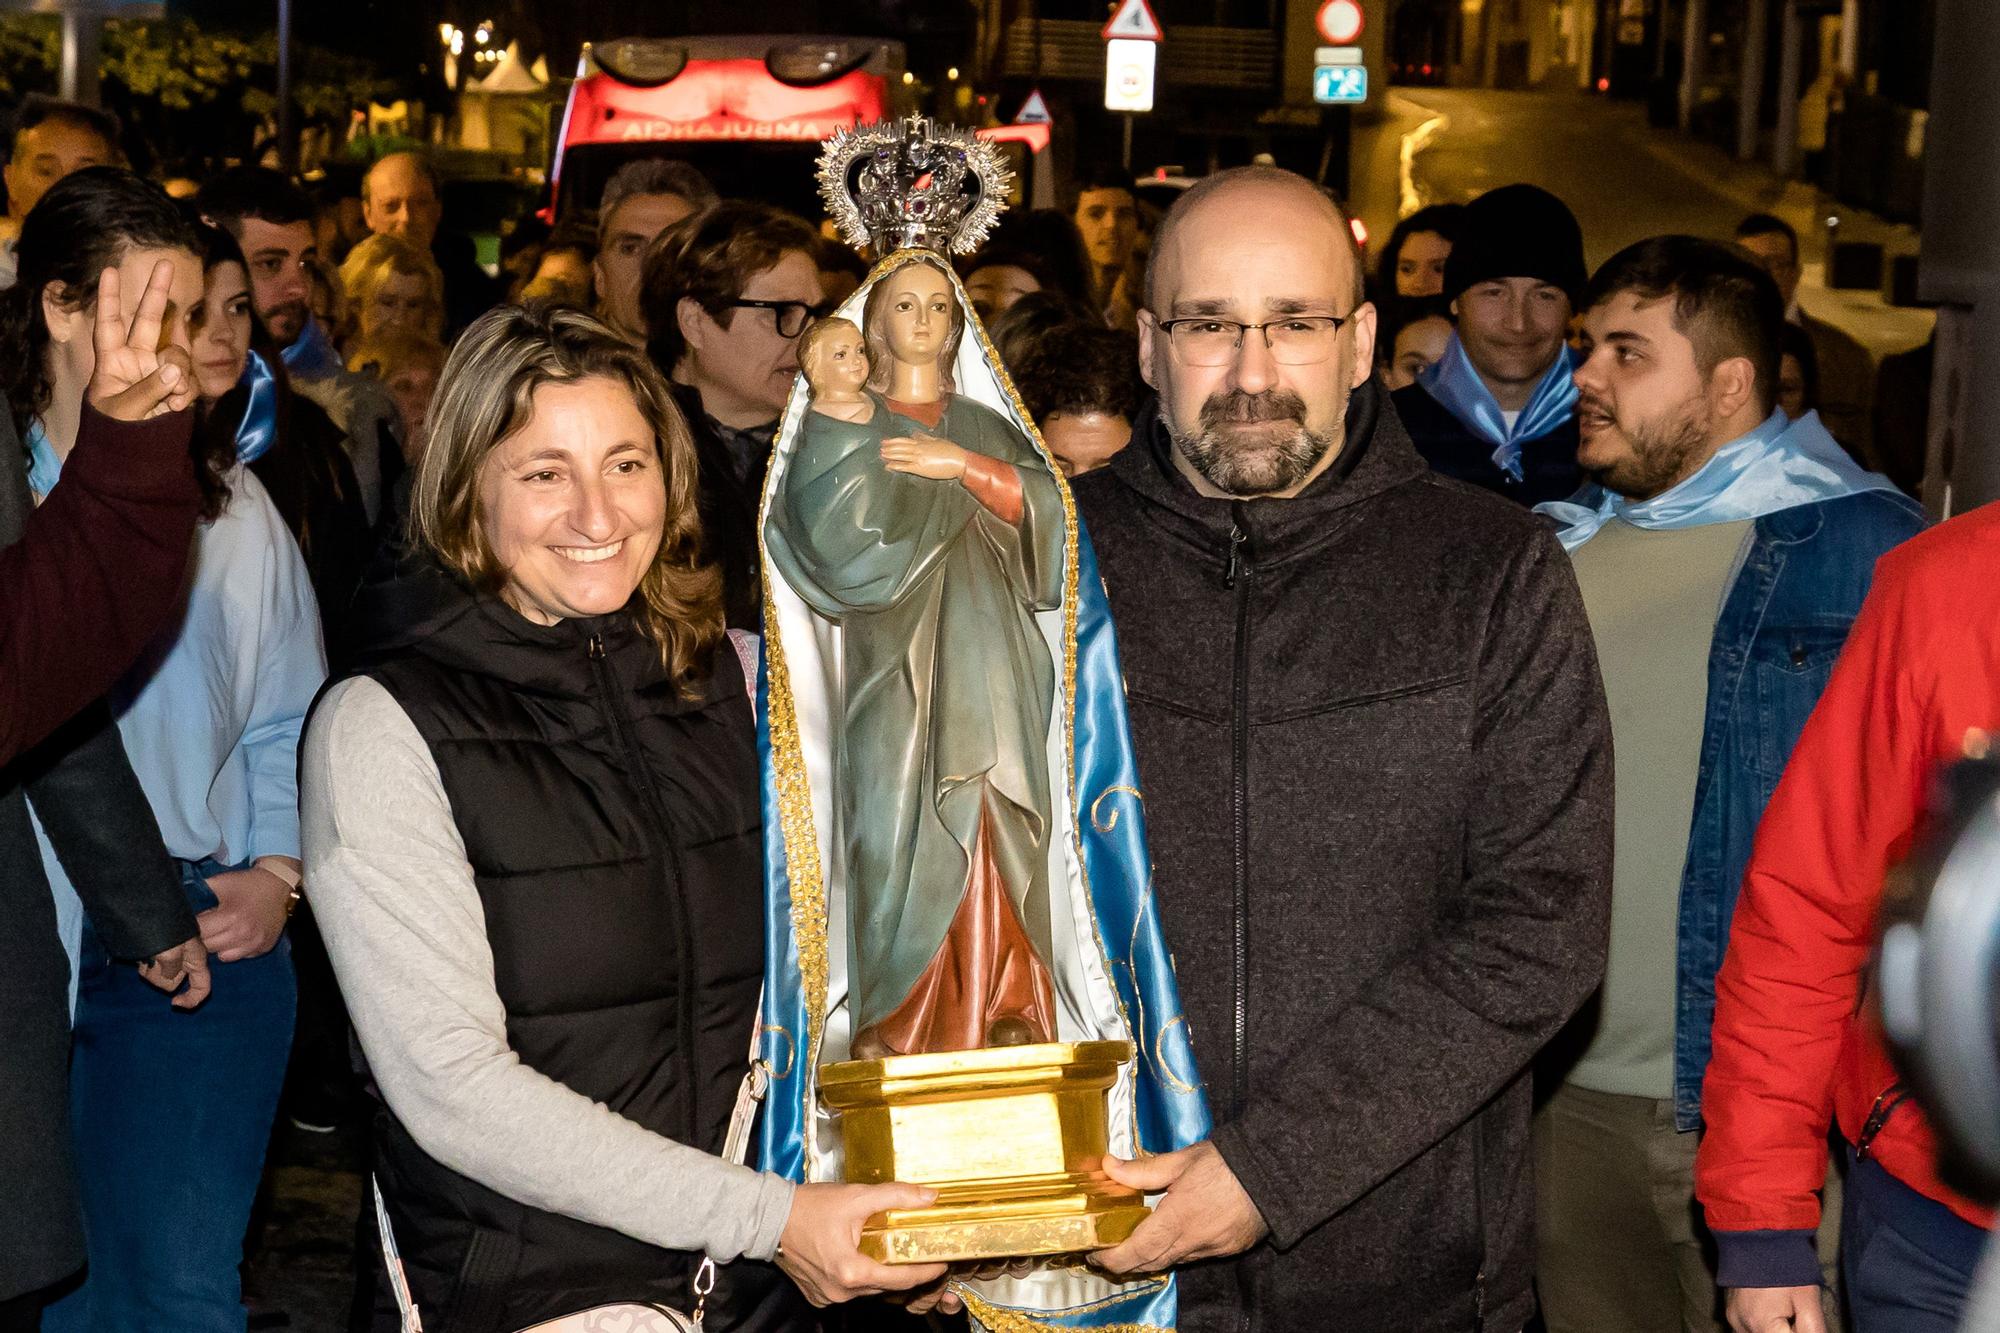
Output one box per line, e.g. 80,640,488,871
1105,39,1157,112
1313,64,1368,104
1316,0,1364,44
1102,0,1164,43
1314,45,1363,65
1015,89,1052,124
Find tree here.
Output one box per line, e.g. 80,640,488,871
0,14,396,166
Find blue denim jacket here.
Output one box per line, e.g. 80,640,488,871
1671,488,1927,1130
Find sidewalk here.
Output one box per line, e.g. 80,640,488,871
245,1119,365,1332
1632,114,1934,364
1633,112,1933,475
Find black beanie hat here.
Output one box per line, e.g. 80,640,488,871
1442,183,1587,305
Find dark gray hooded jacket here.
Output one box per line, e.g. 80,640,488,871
1072,378,1612,1332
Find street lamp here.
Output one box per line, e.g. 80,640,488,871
439,22,465,90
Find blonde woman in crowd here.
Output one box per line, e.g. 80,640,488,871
338,232,445,348
347,325,445,470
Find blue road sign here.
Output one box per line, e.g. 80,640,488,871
1313,65,1368,104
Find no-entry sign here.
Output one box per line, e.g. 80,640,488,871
1317,0,1364,45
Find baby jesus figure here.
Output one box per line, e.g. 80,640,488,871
803,316,1026,519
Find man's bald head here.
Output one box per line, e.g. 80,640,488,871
1145,166,1365,313
363,151,444,248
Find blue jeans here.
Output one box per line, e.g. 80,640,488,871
1842,1152,1985,1332
44,858,296,1333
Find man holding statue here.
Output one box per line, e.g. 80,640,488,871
756,119,1612,1332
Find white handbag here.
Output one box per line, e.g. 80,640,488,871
375,993,771,1333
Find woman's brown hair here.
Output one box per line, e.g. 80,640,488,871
411,301,722,687
861,255,964,395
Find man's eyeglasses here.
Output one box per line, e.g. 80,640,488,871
1154,314,1351,367
722,298,835,340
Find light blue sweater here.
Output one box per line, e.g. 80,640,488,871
34,455,325,981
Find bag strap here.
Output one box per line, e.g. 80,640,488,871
723,984,771,1167
376,987,771,1333
375,1175,426,1333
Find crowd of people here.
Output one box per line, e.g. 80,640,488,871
0,84,1983,1333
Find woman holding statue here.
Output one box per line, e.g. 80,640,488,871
302,303,948,1329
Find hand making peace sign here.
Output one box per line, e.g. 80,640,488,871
85,259,196,422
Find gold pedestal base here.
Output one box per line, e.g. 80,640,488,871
820,1040,1147,1264
858,1183,1148,1265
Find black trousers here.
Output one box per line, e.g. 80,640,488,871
1,1286,51,1331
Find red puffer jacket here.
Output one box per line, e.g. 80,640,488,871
1697,502,1999,1283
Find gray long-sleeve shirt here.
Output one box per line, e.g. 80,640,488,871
301,675,795,1262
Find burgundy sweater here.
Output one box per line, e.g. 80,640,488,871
0,404,198,765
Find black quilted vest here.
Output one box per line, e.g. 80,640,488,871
353,570,805,1332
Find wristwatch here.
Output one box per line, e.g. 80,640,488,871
256,856,305,919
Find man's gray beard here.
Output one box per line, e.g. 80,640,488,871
1585,389,1712,500
1167,389,1336,495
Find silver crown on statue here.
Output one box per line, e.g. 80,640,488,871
818,115,1013,257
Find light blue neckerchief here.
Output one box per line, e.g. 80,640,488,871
27,352,280,492
234,350,280,465
1538,408,1904,553
25,420,61,498
280,315,341,382
1415,332,1580,483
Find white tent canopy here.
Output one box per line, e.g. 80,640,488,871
467,41,547,95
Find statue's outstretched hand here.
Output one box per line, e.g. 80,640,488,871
881,435,970,481
87,261,195,422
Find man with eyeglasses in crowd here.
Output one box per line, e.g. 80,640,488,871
638,202,829,628
1072,164,1612,1330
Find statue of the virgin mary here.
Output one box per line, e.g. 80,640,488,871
768,246,1067,1061
754,118,1209,1329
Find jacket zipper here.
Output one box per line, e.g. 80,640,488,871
586,634,701,1150
1472,1123,1488,1331
1224,514,1255,1332
1856,1082,1910,1159
1224,515,1252,1119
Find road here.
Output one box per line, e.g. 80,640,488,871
1392,87,1787,270
1375,85,1934,490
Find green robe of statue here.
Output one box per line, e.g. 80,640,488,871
766,389,1067,1043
